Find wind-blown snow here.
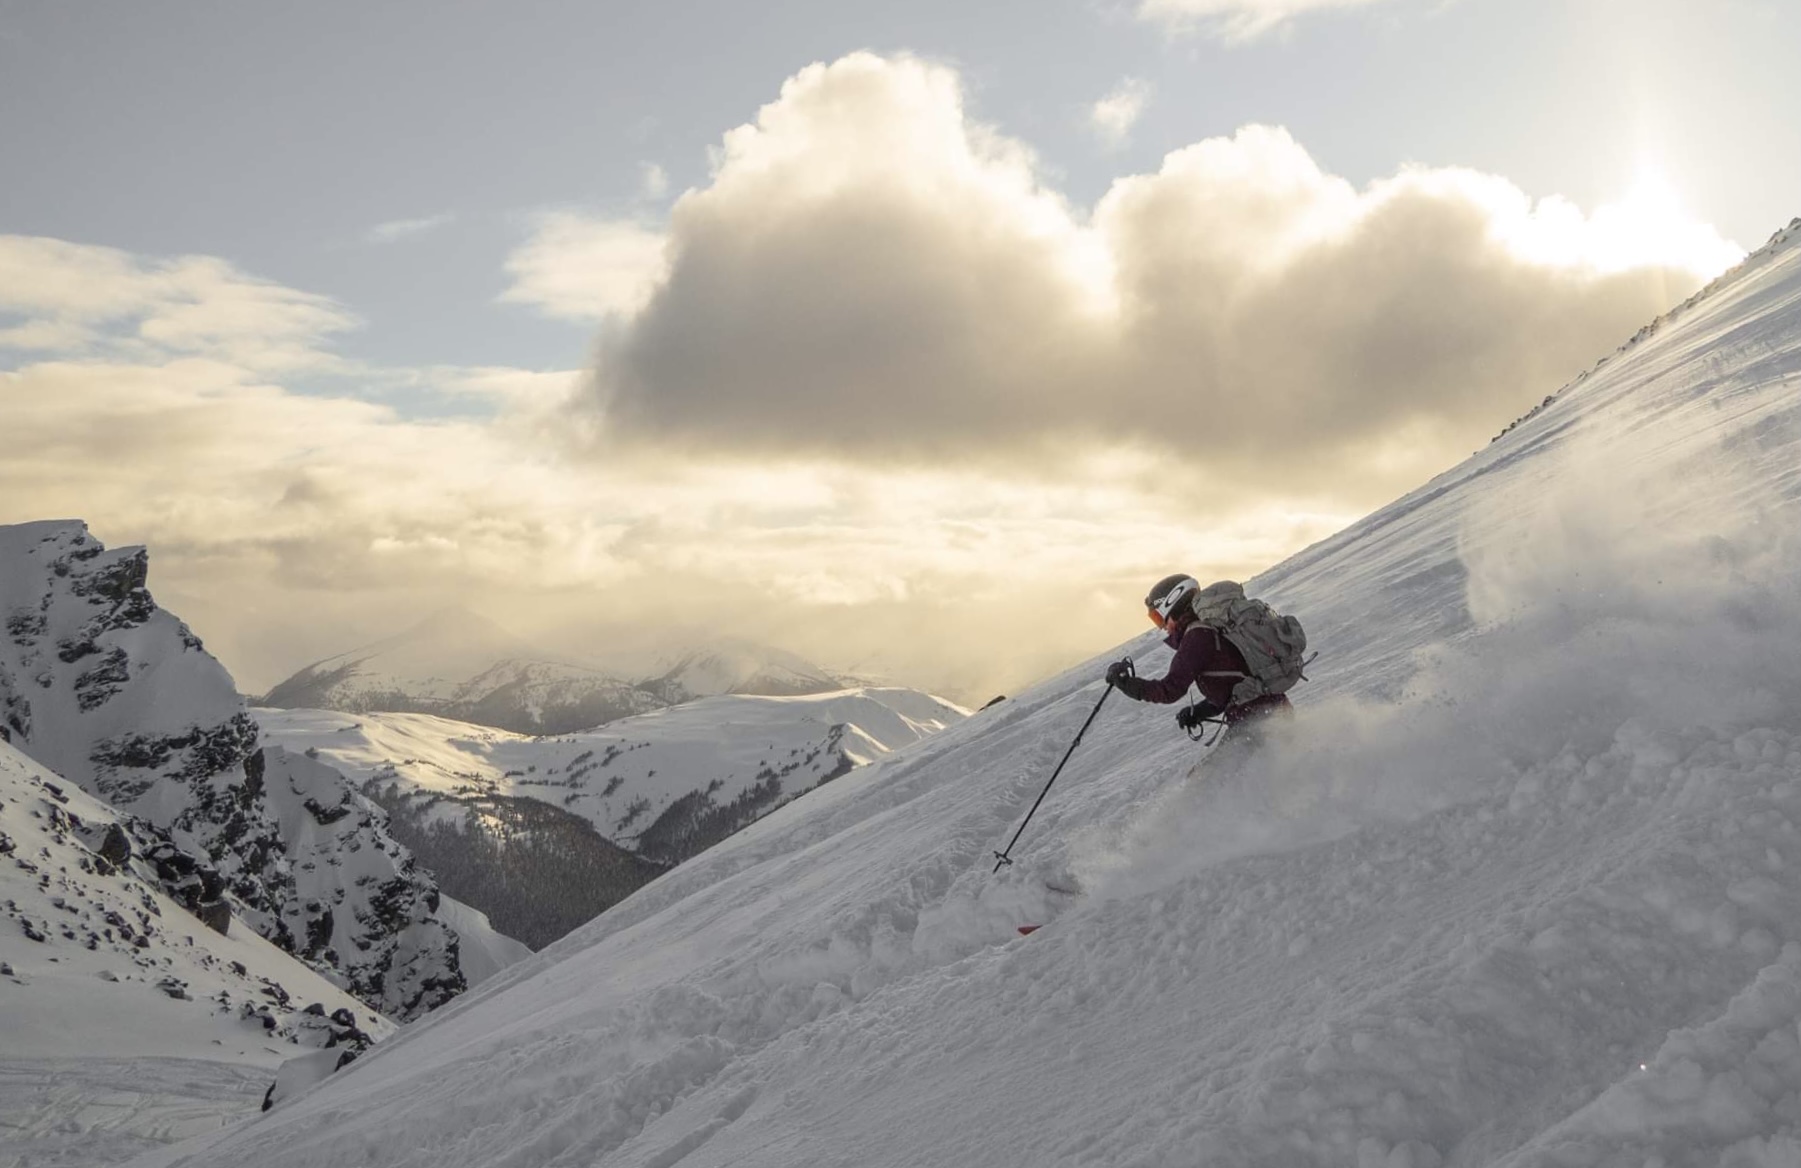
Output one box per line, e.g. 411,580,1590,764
135,219,1801,1167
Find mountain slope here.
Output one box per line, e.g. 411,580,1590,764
0,737,395,1166
255,687,968,946
0,522,471,1020
133,219,1801,1168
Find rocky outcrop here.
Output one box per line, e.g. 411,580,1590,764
2,739,397,1064
260,746,464,1017
0,521,466,1019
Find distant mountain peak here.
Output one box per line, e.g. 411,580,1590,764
262,620,861,735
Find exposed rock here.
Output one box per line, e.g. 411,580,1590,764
96,821,130,869
195,899,232,935
0,521,470,1021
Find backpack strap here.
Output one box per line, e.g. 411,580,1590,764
1193,629,1254,702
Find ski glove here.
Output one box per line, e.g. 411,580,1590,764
1176,700,1225,731
1104,659,1134,687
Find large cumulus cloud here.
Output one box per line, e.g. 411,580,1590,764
4,233,1294,700
557,54,1736,503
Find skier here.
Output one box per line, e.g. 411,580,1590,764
993,575,1305,883
1104,574,1297,736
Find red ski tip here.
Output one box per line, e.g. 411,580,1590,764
1017,924,1042,936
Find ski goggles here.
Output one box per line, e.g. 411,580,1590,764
1146,605,1168,629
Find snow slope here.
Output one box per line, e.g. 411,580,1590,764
0,738,394,1168
135,220,1801,1168
433,896,532,987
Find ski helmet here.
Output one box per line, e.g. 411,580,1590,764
1145,573,1199,628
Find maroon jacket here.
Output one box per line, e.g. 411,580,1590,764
1116,617,1291,723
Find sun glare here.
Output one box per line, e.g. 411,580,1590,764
1499,163,1744,280
1584,164,1744,277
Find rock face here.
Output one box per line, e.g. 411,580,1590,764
0,521,466,1019
258,746,464,1017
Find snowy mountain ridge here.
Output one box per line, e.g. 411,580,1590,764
134,216,1801,1168
0,521,475,1020
643,642,857,705
258,608,667,737
259,611,864,737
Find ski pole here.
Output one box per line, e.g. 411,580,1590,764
992,671,1122,873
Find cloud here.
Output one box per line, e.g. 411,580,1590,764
1090,78,1152,146
639,163,670,200
0,235,357,372
568,55,1739,511
500,212,670,321
431,366,584,406
0,54,1752,710
1137,0,1399,42
5,231,1292,702
365,213,456,244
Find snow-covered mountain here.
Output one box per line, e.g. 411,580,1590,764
255,687,968,947
643,641,857,705
259,608,666,737
0,522,476,1021
260,613,866,736
135,218,1801,1168
0,736,395,1165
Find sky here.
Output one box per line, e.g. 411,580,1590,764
2,0,1796,701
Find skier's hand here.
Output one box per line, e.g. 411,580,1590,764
1105,658,1135,687
1176,701,1225,731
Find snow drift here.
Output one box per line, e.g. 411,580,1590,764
133,220,1801,1168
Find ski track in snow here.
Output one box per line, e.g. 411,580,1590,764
117,227,1801,1168
0,1059,267,1168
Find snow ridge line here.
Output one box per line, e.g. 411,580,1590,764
1490,215,1801,446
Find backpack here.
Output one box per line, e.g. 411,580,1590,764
1188,581,1309,704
